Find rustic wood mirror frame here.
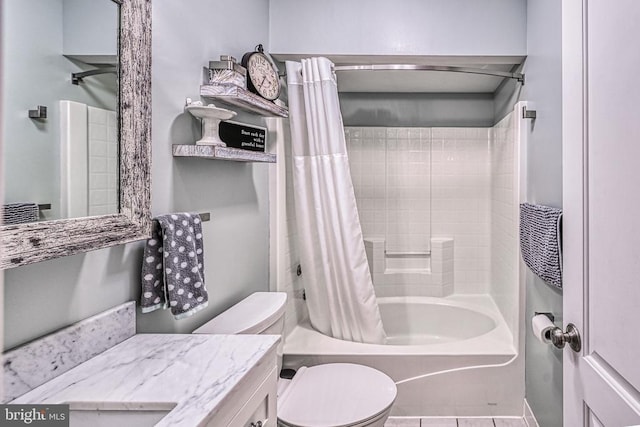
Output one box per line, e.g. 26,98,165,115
0,0,152,269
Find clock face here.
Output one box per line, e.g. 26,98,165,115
246,53,280,101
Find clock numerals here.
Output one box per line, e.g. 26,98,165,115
246,53,280,101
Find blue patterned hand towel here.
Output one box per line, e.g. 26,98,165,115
519,203,563,289
2,203,39,225
141,213,208,319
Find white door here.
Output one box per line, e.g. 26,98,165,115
563,1,640,426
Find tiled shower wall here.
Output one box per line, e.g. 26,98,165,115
273,118,521,333
490,109,521,337
88,106,118,216
345,127,431,254
431,128,491,294
345,127,491,294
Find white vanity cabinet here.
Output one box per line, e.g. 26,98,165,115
226,366,278,427
203,354,278,427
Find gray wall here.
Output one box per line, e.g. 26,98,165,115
494,1,564,426
4,0,272,350
269,0,527,56
1,0,117,221
63,0,118,59
339,93,495,127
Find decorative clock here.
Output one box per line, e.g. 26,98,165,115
241,44,281,101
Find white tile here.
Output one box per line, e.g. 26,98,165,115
88,106,108,124
458,419,495,427
107,191,117,206
90,173,108,190
420,418,457,426
107,122,118,142
107,159,117,174
384,417,420,427
90,140,108,156
89,123,108,140
89,205,109,215
493,418,527,427
90,157,108,173
90,190,109,205
408,128,421,139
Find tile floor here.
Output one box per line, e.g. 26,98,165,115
385,417,527,427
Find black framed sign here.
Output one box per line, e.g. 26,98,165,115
219,120,267,152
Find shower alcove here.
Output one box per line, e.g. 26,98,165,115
269,56,529,417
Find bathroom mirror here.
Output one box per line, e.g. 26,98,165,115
0,0,151,268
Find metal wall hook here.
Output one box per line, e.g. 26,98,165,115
28,106,47,120
522,106,537,120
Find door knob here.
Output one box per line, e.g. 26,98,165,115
550,323,582,352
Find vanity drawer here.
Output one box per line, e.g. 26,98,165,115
228,366,277,427
201,346,277,427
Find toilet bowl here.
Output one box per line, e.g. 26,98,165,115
193,292,397,427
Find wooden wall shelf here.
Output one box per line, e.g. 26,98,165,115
172,145,276,163
200,84,288,118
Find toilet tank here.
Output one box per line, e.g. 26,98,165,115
193,292,287,336
193,292,287,373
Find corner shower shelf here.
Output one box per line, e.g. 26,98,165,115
200,83,289,118
172,144,276,163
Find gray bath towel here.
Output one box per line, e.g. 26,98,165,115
141,213,208,319
1,203,39,225
519,203,563,289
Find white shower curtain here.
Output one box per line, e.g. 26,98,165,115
286,58,387,344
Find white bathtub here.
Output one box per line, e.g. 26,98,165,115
380,298,498,345
283,295,523,417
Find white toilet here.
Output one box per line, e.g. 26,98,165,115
193,292,397,427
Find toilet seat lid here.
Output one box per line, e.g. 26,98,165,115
278,363,397,427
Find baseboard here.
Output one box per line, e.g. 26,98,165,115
524,399,540,427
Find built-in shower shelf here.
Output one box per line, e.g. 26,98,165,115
200,83,289,118
172,144,276,163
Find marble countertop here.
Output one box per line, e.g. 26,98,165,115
12,334,280,426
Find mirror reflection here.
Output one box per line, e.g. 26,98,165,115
1,0,120,224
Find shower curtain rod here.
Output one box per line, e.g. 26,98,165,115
335,64,524,83
71,66,117,85
280,63,525,84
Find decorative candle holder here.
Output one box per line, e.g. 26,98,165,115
185,99,236,147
